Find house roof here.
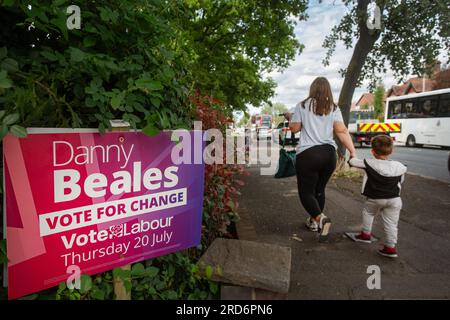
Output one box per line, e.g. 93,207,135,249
355,93,374,107
387,77,437,97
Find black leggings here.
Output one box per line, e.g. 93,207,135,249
296,144,337,218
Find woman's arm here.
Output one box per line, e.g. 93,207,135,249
333,121,356,158
289,122,302,134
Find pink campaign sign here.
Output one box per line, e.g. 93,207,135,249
3,130,205,299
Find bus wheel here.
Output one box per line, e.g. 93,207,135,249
406,135,416,147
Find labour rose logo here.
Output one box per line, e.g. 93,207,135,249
109,224,124,238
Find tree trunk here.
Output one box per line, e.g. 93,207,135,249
336,0,382,157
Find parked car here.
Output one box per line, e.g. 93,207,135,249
273,120,299,146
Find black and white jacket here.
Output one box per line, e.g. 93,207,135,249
349,158,407,199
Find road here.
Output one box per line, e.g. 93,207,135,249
356,146,450,183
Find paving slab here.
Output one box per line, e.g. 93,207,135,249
198,238,291,293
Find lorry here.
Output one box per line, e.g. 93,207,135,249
348,110,401,147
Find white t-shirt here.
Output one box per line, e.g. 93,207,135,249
291,98,344,154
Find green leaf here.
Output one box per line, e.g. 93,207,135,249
70,48,86,63
90,288,105,300
58,281,67,291
111,94,124,110
70,291,81,300
0,47,7,60
2,0,15,7
52,0,68,6
166,290,178,300
2,113,19,125
50,17,68,40
150,97,161,107
205,265,213,279
0,254,7,264
131,263,145,276
0,240,6,255
79,274,92,294
210,282,218,294
85,97,96,108
0,239,7,264
98,123,106,134
0,110,5,120
144,266,159,277
83,36,97,48
0,70,12,89
135,78,163,91
142,123,160,136
35,10,49,23
125,104,133,113
124,280,132,293
10,125,27,138
40,51,59,62
112,267,123,279
0,125,8,140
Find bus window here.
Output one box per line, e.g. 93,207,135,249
438,94,450,117
405,100,420,118
389,102,404,119
420,97,438,118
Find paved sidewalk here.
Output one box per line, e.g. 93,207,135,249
237,165,450,299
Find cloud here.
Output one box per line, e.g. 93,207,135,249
252,0,398,114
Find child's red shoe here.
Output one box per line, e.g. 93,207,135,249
345,231,372,244
378,245,398,258
355,232,372,243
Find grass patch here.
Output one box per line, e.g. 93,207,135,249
333,156,363,179
333,168,363,179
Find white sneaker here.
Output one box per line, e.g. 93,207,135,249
317,214,332,242
305,217,319,232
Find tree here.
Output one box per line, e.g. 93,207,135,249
175,0,308,112
236,114,249,128
373,84,385,121
323,0,450,155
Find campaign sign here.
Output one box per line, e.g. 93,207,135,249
3,129,204,299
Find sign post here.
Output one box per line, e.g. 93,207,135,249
110,120,131,300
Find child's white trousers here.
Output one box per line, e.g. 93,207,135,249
362,197,402,248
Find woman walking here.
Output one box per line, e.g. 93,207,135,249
290,77,356,241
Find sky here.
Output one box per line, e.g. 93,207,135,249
246,0,399,116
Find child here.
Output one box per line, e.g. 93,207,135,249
347,135,407,258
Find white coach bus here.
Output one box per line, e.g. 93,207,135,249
385,88,450,148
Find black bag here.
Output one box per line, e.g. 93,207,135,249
274,148,296,178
